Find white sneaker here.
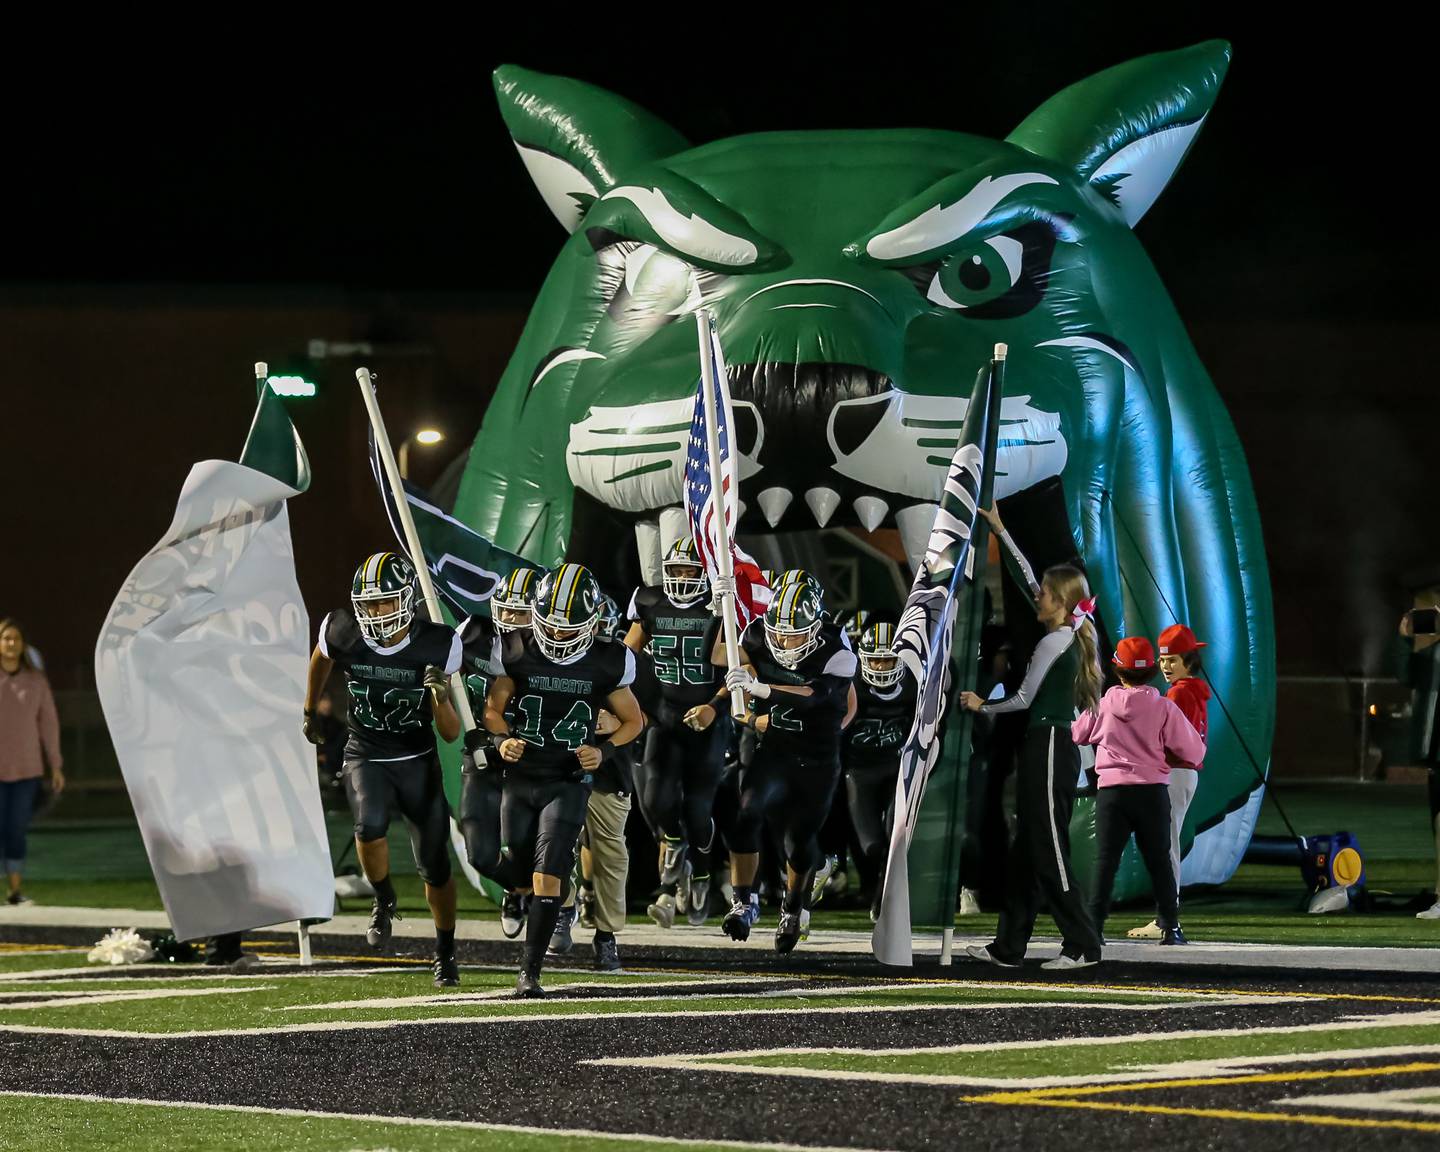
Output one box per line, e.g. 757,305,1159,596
1042,953,1099,970
647,892,677,929
958,888,981,916
964,944,1020,968
1126,919,1163,939
1417,901,1440,920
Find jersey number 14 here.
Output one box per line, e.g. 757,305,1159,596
513,695,593,750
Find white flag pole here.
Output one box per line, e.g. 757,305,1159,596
355,368,478,734
694,310,745,718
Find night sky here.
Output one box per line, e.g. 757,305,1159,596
3,12,1432,689
3,16,1421,320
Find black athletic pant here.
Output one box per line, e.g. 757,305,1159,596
635,706,730,870
343,752,452,887
845,759,898,884
500,773,589,881
1089,784,1178,934
992,726,1101,963
459,753,524,890
730,744,841,879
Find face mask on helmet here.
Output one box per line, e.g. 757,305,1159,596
596,595,621,643
662,540,708,606
764,585,823,669
492,569,536,633
859,625,904,688
351,554,417,643
532,564,602,662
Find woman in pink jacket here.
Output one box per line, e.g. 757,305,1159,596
1072,637,1205,946
0,620,64,905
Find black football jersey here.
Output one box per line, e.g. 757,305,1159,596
626,584,722,708
456,616,503,720
845,675,917,767
319,608,463,760
497,632,636,778
742,626,857,759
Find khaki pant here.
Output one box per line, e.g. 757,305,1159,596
563,789,630,935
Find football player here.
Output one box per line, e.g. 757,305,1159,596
846,622,916,921
711,581,858,953
625,539,728,928
303,552,465,988
484,564,643,997
457,568,537,939
552,593,636,972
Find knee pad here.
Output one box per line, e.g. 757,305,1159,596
355,822,388,844
416,851,453,890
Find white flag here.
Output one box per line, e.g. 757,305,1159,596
95,459,333,940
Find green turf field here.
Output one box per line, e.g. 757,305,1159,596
13,782,1440,949
0,1094,759,1152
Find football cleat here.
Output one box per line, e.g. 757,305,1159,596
366,898,399,949
351,552,418,643
500,891,527,940
809,855,839,905
514,968,545,999
593,935,622,972
647,892,677,929
432,954,460,988
722,896,760,942
547,906,576,956
659,839,689,887
775,908,805,954
686,874,712,927
576,885,597,930
1159,927,1188,946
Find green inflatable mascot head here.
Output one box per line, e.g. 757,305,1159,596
455,40,1273,891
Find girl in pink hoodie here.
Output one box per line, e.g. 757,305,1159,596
1072,637,1206,946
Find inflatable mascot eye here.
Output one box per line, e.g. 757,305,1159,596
903,223,1057,321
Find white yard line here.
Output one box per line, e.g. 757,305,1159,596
588,1011,1440,1090
0,1090,900,1152
0,992,1285,1041
275,974,786,1011
1278,1086,1440,1116
0,986,272,1011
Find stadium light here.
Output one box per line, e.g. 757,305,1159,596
398,427,446,479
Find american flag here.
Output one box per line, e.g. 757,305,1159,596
683,316,771,630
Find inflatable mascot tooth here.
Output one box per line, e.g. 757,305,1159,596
455,41,1273,895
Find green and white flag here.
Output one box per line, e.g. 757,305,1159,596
95,376,333,941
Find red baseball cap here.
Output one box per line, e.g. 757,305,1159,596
1112,636,1155,670
1158,624,1207,656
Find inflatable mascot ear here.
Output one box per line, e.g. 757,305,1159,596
494,65,689,232
494,65,776,268
1007,40,1231,226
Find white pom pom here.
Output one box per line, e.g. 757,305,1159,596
87,927,156,966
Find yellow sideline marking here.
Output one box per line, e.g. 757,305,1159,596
965,1061,1440,1133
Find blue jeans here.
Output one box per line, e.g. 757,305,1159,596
0,778,41,874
